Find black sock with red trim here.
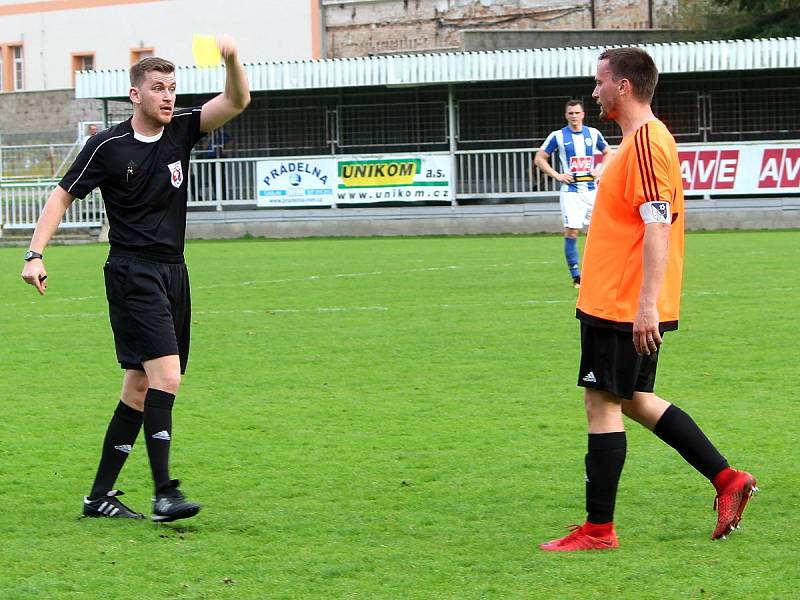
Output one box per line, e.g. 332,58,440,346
585,432,627,524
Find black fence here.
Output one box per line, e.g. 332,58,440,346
100,68,800,158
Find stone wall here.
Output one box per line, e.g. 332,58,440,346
0,89,104,145
323,0,679,58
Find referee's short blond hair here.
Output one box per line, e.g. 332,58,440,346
130,57,175,88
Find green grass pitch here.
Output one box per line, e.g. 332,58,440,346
0,230,797,599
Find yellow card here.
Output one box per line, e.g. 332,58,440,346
192,34,221,67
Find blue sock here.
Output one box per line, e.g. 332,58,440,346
564,237,580,278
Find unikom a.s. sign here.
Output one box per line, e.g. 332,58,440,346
679,143,800,195
255,154,452,207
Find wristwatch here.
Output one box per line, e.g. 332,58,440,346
24,250,43,261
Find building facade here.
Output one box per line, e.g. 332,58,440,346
321,0,678,58
0,0,321,92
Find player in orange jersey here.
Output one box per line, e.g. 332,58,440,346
539,48,757,551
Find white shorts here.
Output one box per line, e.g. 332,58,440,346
560,189,597,230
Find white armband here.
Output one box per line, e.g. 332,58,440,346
639,201,670,224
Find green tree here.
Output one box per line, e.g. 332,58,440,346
660,0,799,39
711,0,800,37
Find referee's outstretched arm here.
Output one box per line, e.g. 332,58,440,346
20,186,74,295
200,34,251,133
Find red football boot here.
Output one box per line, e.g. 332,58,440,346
712,468,759,540
539,522,619,552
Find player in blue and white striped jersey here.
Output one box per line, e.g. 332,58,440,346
535,100,613,288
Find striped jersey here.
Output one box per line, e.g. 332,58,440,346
541,126,608,192
576,119,685,330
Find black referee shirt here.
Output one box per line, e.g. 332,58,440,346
60,107,204,258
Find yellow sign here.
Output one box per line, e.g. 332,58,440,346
338,159,420,188
192,34,221,68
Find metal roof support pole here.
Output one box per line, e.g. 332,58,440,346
448,84,458,207
215,162,223,212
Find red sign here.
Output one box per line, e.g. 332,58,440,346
569,156,593,173
758,148,800,188
679,149,739,190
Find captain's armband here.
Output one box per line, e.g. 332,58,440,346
639,201,671,224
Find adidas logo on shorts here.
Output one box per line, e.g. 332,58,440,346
582,371,597,383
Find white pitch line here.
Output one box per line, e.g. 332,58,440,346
51,295,101,303
7,298,569,321
24,311,107,319
691,291,732,296
5,260,557,301
0,295,102,309
194,264,476,291
195,306,390,316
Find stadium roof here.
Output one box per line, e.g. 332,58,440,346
76,37,800,99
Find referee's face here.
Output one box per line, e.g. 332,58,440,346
135,70,177,127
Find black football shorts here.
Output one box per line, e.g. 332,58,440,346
577,322,661,400
103,253,191,374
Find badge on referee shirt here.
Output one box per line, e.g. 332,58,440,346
168,160,184,188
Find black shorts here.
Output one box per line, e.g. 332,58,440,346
103,253,191,374
577,322,662,400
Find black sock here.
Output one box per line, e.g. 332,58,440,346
653,404,729,481
89,401,143,498
143,388,175,493
585,432,627,524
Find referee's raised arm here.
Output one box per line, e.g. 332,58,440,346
199,35,251,133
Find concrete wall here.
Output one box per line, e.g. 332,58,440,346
0,89,102,143
0,91,133,144
4,199,796,243
0,0,315,92
461,28,697,51
184,198,800,240
322,0,679,58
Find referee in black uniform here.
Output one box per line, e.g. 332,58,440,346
21,35,250,522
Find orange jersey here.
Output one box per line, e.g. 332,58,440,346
577,119,684,329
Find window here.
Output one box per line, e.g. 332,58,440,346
12,45,23,90
71,52,95,86
0,43,24,91
131,47,154,64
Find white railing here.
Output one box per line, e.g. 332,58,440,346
456,148,558,198
0,149,559,231
185,150,561,210
187,158,259,210
0,143,81,180
20,143,794,232
1,180,104,229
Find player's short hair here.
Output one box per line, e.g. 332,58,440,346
129,57,175,87
565,99,584,112
598,47,658,103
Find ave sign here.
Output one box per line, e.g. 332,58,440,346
678,143,800,194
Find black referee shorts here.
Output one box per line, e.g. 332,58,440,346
577,322,662,400
103,253,191,374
